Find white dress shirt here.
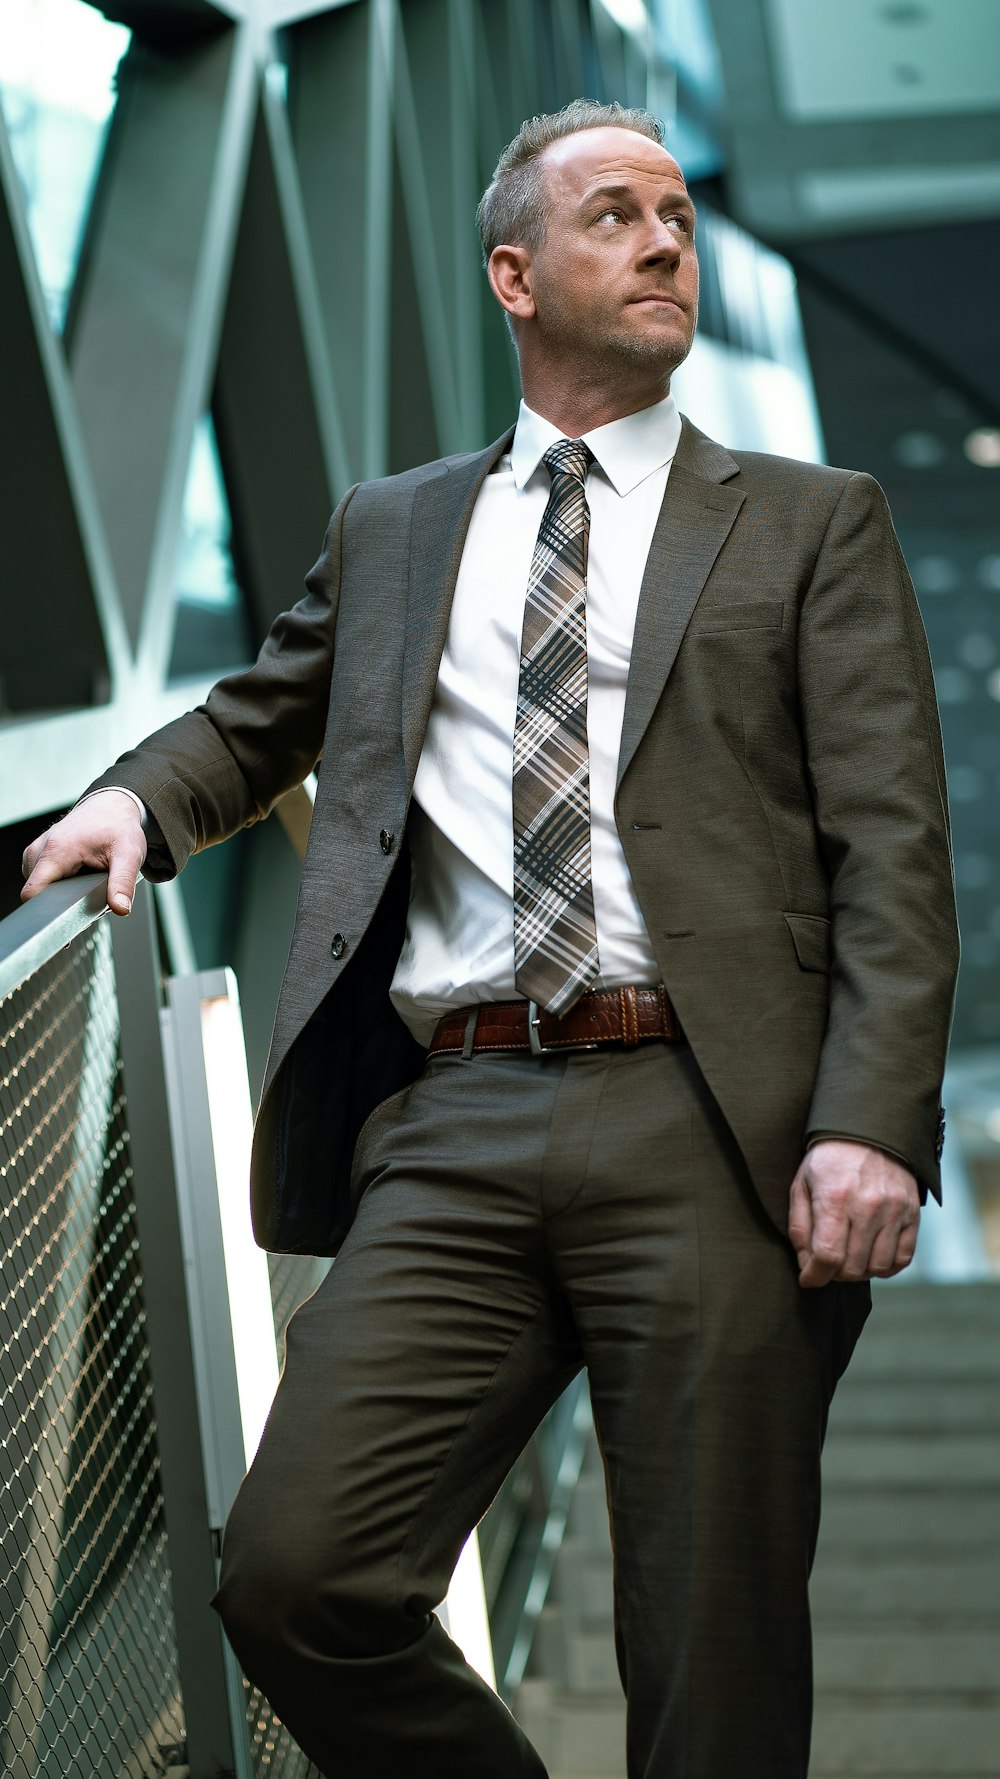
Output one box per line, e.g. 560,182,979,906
390,393,683,1046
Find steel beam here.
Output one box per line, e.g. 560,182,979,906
287,0,395,481
214,85,342,644
0,108,120,718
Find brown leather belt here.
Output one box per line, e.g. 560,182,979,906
427,984,684,1058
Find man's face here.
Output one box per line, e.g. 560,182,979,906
521,126,699,377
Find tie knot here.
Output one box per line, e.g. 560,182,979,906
543,438,592,487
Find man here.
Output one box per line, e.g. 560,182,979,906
22,99,959,1779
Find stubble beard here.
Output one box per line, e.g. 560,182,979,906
540,290,694,386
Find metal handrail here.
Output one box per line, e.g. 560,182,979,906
0,873,110,1003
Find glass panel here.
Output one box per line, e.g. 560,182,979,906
0,0,130,331
168,413,255,682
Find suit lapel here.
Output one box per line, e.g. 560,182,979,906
402,428,515,786
616,418,744,791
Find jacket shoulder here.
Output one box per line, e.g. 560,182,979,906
677,414,865,499
725,448,856,492
346,433,511,508
725,453,894,535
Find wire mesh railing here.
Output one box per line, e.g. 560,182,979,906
0,915,185,1779
0,877,587,1775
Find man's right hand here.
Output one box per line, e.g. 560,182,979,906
21,790,147,916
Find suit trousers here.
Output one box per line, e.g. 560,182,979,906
213,1034,872,1779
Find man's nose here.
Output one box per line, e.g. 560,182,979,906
640,218,683,266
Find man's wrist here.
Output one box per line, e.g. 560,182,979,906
75,786,148,830
806,1131,914,1172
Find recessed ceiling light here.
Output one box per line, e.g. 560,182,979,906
959,633,997,669
948,765,986,799
894,431,945,468
913,556,958,593
955,853,994,888
965,429,1000,469
937,666,973,701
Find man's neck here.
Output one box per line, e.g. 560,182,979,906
517,369,673,439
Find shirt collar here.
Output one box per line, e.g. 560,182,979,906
508,391,682,497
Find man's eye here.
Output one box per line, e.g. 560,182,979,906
596,208,626,224
665,214,691,233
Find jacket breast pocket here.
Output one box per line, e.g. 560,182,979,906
783,911,831,973
687,598,784,634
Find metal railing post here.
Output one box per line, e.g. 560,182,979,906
111,883,252,1779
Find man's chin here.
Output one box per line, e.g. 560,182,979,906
608,330,693,375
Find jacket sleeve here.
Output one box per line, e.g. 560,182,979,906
79,485,359,881
797,471,960,1203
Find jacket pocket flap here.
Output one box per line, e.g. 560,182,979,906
783,911,831,973
687,599,784,633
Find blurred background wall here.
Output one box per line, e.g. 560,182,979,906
1,0,998,1258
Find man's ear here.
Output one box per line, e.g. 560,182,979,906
487,245,536,324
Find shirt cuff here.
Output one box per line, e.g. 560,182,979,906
75,786,148,829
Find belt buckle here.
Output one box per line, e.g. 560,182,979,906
527,999,600,1057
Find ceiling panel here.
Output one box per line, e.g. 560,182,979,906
706,0,1000,236
765,0,1000,122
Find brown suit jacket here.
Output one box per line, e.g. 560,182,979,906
86,417,961,1254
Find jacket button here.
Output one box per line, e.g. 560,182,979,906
330,933,347,959
379,829,395,855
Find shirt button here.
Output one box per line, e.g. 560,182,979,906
330,933,347,959
379,829,395,855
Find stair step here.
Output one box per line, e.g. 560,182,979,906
809,1703,1000,1774
546,1538,613,1619
820,1436,1000,1487
512,1285,1000,1777
512,1680,625,1775
816,1490,999,1550
811,1555,1000,1621
565,1473,610,1543
814,1631,1000,1693
867,1283,1000,1323
824,1379,1000,1432
528,1606,620,1690
842,1331,999,1379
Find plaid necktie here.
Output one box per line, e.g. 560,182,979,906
513,437,600,1015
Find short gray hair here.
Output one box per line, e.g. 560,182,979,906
476,98,665,263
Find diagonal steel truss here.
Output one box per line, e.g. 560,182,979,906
0,0,652,827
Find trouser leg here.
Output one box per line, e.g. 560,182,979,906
544,1040,872,1779
213,1053,581,1779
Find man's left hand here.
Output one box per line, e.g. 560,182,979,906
787,1139,921,1288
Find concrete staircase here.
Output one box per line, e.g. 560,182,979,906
511,1282,1000,1779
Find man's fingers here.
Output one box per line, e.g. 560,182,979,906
797,1243,845,1287
787,1169,814,1265
858,1211,920,1280
789,1165,844,1288
21,831,50,881
106,840,145,915
19,795,147,913
21,852,61,897
798,1197,849,1289
795,1141,923,1287
836,1184,921,1280
798,1252,842,1289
